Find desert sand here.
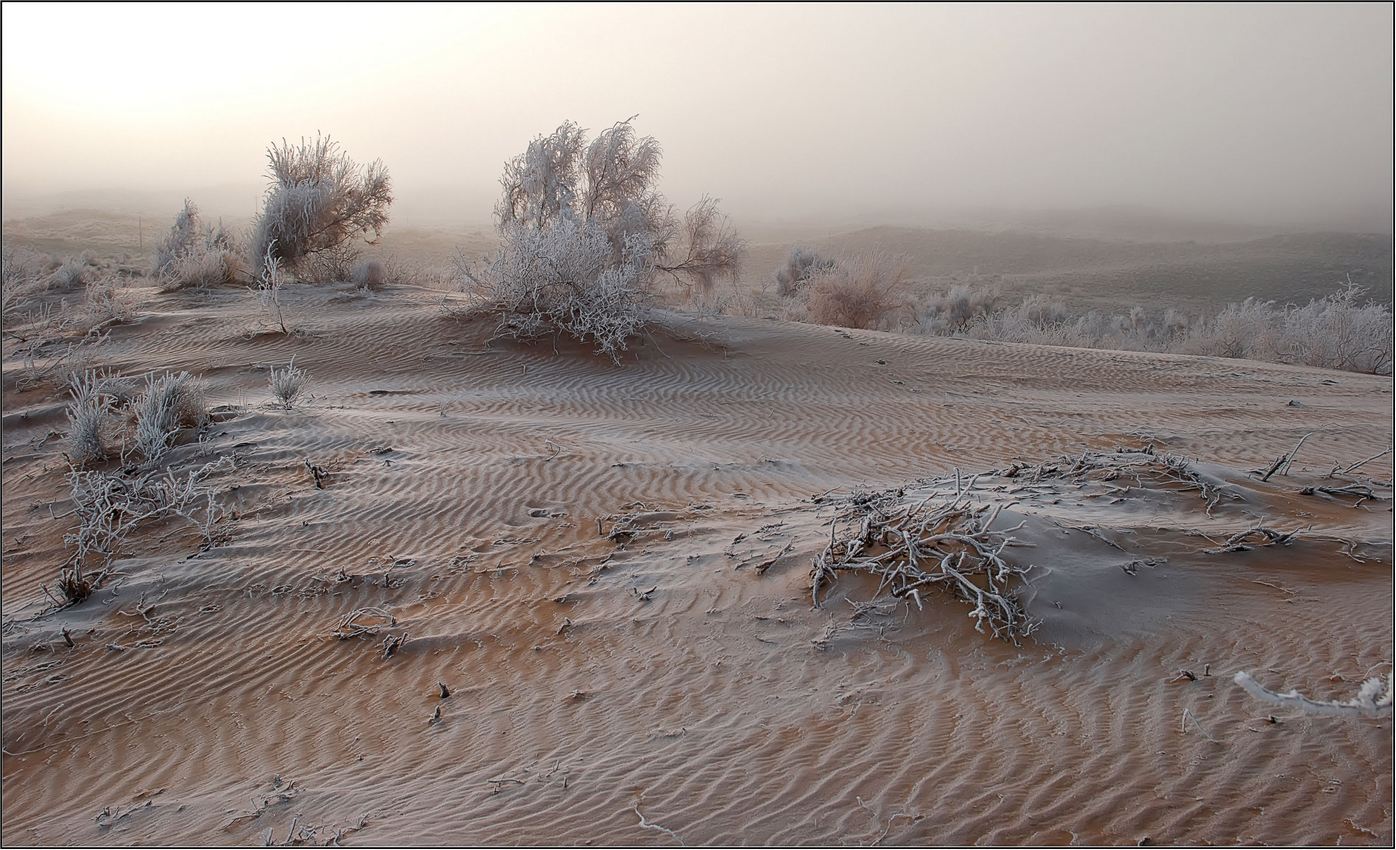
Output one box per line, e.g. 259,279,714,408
2,279,1392,846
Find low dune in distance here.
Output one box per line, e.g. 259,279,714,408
2,278,1392,845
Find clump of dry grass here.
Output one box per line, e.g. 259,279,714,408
804,252,909,330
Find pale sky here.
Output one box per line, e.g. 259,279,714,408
3,2,1392,229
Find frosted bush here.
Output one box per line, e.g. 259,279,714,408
913,280,1390,375
775,247,837,298
251,134,392,276
920,282,999,332
462,118,742,360
65,370,113,465
132,371,208,464
351,259,387,290
153,199,245,290
269,359,308,410
84,272,134,325
1279,280,1393,374
152,199,203,277
51,255,89,290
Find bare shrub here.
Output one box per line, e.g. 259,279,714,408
804,252,909,329
132,371,208,464
775,246,836,298
301,242,362,284
656,196,745,294
269,359,308,410
351,259,387,290
461,118,743,360
251,134,393,276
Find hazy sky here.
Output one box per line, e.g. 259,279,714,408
3,2,1392,229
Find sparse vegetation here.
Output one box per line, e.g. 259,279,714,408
459,118,743,361
913,279,1393,375
251,134,393,277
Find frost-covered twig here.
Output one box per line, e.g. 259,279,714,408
1234,670,1392,718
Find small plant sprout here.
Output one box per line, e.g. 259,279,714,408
270,358,309,410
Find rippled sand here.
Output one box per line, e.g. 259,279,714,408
3,282,1392,845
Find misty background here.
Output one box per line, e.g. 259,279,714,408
3,2,1393,233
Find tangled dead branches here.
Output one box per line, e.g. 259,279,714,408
997,446,1233,514
810,476,1038,644
56,455,235,606
1202,525,1304,554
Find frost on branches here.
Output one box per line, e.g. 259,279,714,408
460,118,743,362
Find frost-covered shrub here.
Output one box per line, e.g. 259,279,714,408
269,359,308,410
251,134,392,276
2,246,50,319
910,279,1390,375
153,199,245,290
351,259,387,290
1278,280,1393,374
461,118,743,360
804,253,909,330
132,371,208,464
253,241,290,334
921,282,1000,332
775,247,837,298
51,255,89,290
84,272,134,325
461,217,652,361
65,370,113,465
152,199,203,277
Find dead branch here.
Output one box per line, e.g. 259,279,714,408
1330,447,1393,478
1202,525,1305,554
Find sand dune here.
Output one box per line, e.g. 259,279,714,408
2,282,1392,845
